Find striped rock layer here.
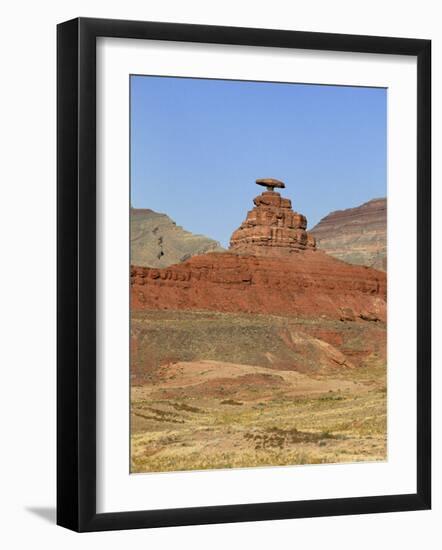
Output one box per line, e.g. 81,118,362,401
131,251,386,322
229,191,316,256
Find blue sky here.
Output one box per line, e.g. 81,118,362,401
131,75,386,247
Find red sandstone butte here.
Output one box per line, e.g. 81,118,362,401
131,179,387,321
131,251,386,321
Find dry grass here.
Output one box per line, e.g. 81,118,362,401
130,311,386,473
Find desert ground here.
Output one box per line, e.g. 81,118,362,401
131,310,386,473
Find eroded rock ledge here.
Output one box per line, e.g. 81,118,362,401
131,251,386,321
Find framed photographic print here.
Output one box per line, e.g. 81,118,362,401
57,17,431,532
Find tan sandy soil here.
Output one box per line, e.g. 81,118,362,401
130,311,386,473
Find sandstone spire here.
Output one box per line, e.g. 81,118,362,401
229,179,316,256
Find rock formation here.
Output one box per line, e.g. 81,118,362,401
131,207,224,268
131,179,386,322
229,179,316,256
311,198,387,271
131,251,386,321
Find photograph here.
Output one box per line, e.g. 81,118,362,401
129,75,388,473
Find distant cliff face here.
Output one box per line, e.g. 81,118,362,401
131,208,224,268
310,199,387,271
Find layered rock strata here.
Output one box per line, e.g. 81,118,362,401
131,251,386,321
229,184,316,256
311,198,387,271
131,207,224,268
131,180,386,321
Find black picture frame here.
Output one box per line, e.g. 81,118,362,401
57,17,431,532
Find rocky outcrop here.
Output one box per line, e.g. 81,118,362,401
131,181,386,322
311,198,387,271
229,181,316,256
131,251,386,322
131,208,224,268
